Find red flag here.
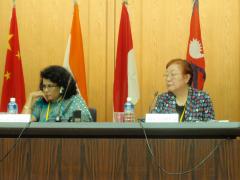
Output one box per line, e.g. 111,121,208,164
64,2,88,103
0,5,26,112
186,0,206,90
113,3,140,112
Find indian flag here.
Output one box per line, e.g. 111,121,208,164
63,1,88,103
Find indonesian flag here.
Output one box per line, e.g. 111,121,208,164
113,3,140,112
186,0,206,90
64,1,88,103
0,4,26,112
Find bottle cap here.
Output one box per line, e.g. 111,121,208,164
127,97,132,102
10,97,16,102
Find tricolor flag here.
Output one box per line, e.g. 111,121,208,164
186,0,206,90
113,3,140,112
0,4,26,112
64,1,88,103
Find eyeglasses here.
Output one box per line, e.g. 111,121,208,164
163,72,181,79
42,84,58,90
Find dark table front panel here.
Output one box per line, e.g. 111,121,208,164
0,138,239,180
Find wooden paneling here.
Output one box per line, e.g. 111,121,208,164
0,138,239,179
0,0,239,121
87,0,108,121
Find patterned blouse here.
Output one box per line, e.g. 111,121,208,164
32,94,92,122
154,87,215,122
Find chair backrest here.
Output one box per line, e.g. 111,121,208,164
89,108,97,122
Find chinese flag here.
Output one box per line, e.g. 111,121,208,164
113,3,140,112
64,2,88,103
186,0,206,90
0,5,26,112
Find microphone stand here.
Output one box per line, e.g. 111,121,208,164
55,76,72,122
138,91,159,122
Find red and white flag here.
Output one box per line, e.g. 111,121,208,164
113,3,140,112
0,4,26,112
186,0,206,90
64,1,88,103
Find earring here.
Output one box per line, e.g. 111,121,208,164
60,87,64,94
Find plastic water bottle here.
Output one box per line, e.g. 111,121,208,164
7,97,18,114
124,97,135,122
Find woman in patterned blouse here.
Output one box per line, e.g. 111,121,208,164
22,65,92,122
154,59,215,122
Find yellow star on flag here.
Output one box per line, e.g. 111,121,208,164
4,71,11,80
7,34,13,51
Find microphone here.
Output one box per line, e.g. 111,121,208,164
148,91,159,113
55,76,72,122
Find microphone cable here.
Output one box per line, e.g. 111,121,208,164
138,120,226,175
0,121,32,163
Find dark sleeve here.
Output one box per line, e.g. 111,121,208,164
202,92,215,120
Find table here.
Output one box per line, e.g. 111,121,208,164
0,122,239,180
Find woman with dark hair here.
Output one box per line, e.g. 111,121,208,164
22,65,92,122
153,58,215,122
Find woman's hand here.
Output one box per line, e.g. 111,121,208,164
22,91,46,114
29,91,46,102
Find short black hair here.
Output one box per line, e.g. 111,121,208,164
39,65,77,99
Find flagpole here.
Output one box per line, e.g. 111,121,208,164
72,0,77,5
123,0,128,5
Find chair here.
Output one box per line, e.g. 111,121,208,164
89,108,97,122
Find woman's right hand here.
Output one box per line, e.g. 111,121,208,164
22,91,46,114
29,91,46,102
26,91,46,109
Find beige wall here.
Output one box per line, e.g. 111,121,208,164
0,0,239,121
